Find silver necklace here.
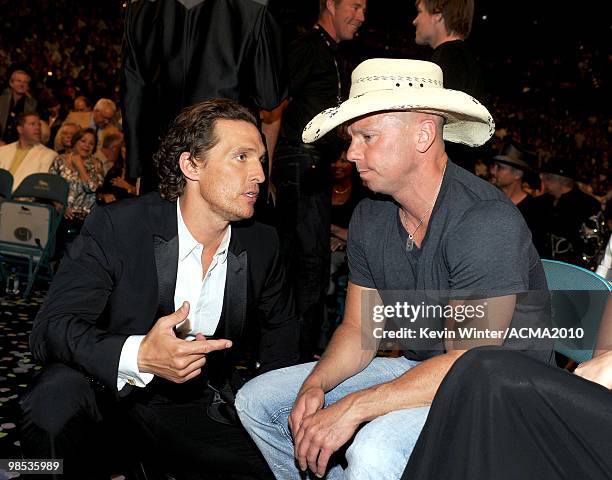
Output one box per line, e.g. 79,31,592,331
401,162,447,252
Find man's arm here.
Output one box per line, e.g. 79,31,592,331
288,282,379,450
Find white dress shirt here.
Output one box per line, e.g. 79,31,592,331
117,199,231,390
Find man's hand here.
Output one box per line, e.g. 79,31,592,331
574,350,612,389
289,385,325,442
293,398,360,477
137,302,232,383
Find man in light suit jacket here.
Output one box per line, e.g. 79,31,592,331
0,112,56,191
21,99,298,479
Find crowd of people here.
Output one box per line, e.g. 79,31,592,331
0,1,610,479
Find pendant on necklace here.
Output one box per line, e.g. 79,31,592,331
406,234,414,252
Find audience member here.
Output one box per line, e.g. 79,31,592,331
236,58,552,480
122,0,287,192
65,98,120,150
0,68,38,144
96,134,138,204
535,157,607,269
94,131,124,175
40,96,68,149
318,146,367,353
73,95,92,112
53,121,79,154
49,127,104,245
413,0,484,171
273,0,367,360
21,99,298,479
489,141,541,234
0,112,56,191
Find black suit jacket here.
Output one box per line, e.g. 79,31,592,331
30,193,298,396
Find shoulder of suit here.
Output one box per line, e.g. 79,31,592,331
232,219,277,245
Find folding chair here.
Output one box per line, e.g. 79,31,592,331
541,259,611,363
0,168,12,199
0,173,69,297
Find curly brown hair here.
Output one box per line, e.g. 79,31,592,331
154,99,258,201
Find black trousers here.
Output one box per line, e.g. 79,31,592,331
20,363,273,480
273,142,331,360
402,347,612,480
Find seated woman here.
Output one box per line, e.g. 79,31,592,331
402,296,612,480
317,148,366,353
97,142,137,204
49,127,104,248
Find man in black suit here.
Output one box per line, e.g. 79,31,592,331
20,99,298,479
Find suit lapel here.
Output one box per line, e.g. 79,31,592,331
154,234,178,318
223,250,247,341
150,197,179,318
223,231,248,341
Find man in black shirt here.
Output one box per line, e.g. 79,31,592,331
413,0,484,171
273,0,366,359
535,158,607,269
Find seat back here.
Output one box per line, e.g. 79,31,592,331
541,259,611,363
0,174,69,297
12,173,69,205
0,168,12,199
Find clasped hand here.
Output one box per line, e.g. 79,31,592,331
289,386,360,478
137,301,232,383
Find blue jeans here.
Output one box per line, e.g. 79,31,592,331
235,357,430,479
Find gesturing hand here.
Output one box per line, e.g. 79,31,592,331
137,302,232,383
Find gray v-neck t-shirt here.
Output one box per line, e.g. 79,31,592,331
347,161,553,363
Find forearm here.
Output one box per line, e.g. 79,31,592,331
301,322,375,393
344,350,465,423
260,100,286,171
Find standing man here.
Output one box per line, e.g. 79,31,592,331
21,99,298,479
122,0,287,192
0,113,56,191
237,59,552,479
0,68,38,144
273,0,366,359
413,0,484,171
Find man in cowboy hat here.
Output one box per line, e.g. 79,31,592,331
489,140,541,233
536,157,607,269
236,58,553,479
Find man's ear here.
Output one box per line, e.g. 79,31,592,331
415,118,437,153
179,152,199,181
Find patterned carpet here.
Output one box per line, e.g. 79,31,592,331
0,290,46,479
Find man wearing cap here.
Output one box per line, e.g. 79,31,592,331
489,141,541,233
236,59,553,479
536,158,606,269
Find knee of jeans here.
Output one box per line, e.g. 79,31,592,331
235,374,270,420
345,433,404,477
22,364,96,436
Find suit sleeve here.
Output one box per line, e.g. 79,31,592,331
256,230,299,373
30,206,129,391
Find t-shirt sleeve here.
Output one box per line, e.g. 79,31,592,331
444,200,532,296
347,201,376,288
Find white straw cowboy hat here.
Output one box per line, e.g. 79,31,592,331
302,58,495,147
